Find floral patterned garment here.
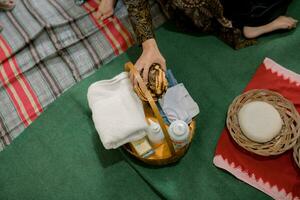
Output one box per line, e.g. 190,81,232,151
123,0,256,49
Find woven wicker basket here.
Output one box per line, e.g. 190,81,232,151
227,89,300,156
293,138,300,168
123,62,196,166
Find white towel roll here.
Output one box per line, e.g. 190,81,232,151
87,72,148,149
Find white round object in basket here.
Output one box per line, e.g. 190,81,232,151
238,101,283,143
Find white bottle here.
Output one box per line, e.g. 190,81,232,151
147,119,165,146
168,120,190,150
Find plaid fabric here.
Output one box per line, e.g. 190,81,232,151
0,0,166,151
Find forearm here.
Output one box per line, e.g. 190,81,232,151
123,0,155,44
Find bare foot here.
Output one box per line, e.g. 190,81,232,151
243,16,298,39
95,0,116,20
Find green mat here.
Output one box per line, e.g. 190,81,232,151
1,2,300,199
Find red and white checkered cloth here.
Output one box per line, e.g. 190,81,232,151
214,58,300,200
0,0,166,151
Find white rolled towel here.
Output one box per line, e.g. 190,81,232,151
87,72,148,149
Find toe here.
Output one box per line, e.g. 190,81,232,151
285,17,298,25
286,23,293,29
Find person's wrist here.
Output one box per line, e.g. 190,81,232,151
142,38,157,50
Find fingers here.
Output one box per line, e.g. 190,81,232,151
129,71,134,86
96,12,111,21
100,11,114,20
134,60,143,87
159,59,167,72
134,60,151,86
142,65,150,83
133,59,166,86
100,15,108,21
130,43,167,88
95,3,114,20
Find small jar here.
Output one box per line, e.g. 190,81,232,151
168,120,190,150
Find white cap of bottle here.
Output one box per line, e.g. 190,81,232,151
168,120,189,149
172,122,187,136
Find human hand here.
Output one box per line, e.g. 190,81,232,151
130,39,166,87
95,0,115,20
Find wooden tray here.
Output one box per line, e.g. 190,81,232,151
123,62,196,166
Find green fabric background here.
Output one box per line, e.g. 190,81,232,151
1,1,300,199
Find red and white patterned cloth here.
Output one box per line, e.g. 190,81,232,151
0,0,166,151
214,58,300,200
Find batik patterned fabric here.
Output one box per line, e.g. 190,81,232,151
0,0,166,151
